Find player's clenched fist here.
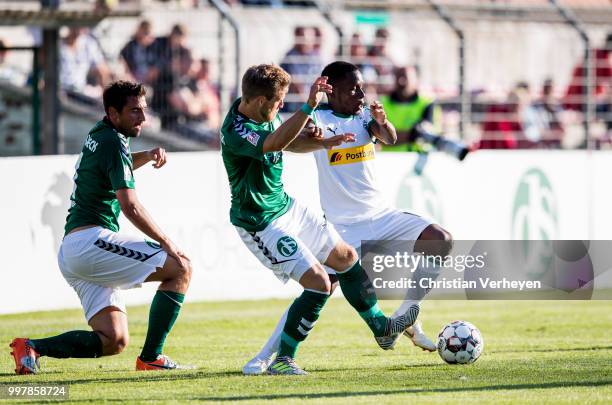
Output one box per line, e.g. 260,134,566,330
370,101,388,125
147,147,167,168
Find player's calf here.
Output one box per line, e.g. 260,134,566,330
270,265,330,372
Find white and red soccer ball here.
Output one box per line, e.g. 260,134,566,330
437,321,484,364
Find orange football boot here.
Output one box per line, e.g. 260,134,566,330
9,338,40,375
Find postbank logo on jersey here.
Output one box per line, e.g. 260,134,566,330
328,143,375,166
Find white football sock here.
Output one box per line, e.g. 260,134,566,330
255,306,288,360
393,299,420,318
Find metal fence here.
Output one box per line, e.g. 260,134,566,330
323,0,612,150
0,0,610,154
0,45,39,156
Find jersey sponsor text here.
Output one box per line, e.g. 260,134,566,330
327,143,375,166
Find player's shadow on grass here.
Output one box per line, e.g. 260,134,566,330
311,362,443,373
0,370,63,378
195,380,612,402
48,369,243,386
491,345,612,354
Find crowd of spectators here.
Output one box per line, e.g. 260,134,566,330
1,1,610,150
477,33,612,149
57,20,220,143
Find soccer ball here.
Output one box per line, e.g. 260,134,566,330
437,321,484,364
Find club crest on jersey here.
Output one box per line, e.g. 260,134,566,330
327,143,375,166
277,236,298,257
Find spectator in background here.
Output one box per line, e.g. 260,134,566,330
149,24,192,128
368,28,396,95
531,78,564,148
0,39,27,86
120,20,155,83
191,58,221,128
313,26,323,55
596,82,612,146
380,65,441,151
280,26,322,112
168,58,220,130
60,27,112,97
564,32,612,112
349,33,377,98
480,82,538,149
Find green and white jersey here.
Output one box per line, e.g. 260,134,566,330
64,118,135,235
220,98,291,232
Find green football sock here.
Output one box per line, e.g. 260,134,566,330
336,261,388,336
29,330,103,358
278,289,329,359
139,290,185,362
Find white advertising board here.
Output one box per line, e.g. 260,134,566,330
1,150,610,314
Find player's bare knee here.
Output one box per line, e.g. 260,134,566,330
335,244,358,270
417,225,454,257
345,246,358,267
329,278,339,295
99,331,129,355
111,335,129,354
435,228,453,256
302,266,331,294
179,258,193,284
315,274,332,294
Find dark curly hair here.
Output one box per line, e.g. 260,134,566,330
102,80,146,115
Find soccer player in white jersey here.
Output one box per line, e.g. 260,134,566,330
221,64,421,375
243,61,453,375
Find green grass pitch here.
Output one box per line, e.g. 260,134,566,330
1,299,611,404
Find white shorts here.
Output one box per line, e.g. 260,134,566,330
57,226,168,321
236,199,340,284
327,208,431,274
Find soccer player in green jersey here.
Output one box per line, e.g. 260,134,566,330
10,81,192,374
221,64,419,375
243,61,453,375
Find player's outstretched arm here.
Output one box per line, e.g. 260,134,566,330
132,147,167,170
262,76,332,153
369,101,397,145
116,187,189,267
286,125,355,153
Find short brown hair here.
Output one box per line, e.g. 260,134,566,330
103,80,146,115
241,64,290,102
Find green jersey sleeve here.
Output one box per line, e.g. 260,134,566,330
104,137,135,190
223,117,273,160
